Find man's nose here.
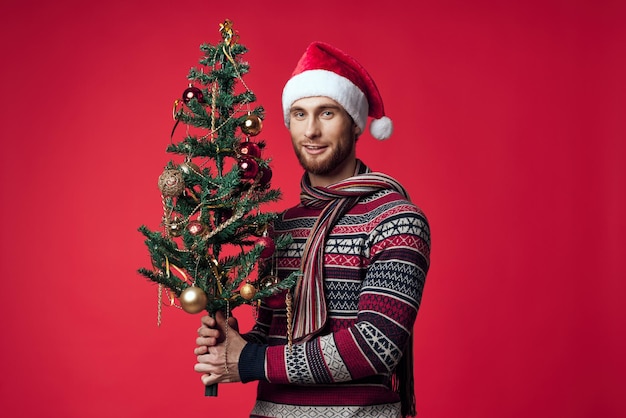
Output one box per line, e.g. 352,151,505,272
304,118,321,139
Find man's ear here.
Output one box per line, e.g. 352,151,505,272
354,124,362,139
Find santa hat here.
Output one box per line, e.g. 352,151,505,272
282,42,393,140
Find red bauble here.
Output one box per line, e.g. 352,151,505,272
256,236,275,258
264,290,287,309
238,142,261,158
182,86,204,103
259,166,273,186
217,208,233,223
186,220,206,236
216,208,233,223
239,157,259,180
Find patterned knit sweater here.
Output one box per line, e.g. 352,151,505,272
239,185,430,418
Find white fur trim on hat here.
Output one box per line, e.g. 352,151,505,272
282,69,369,132
370,116,393,140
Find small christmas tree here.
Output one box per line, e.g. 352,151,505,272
138,20,298,396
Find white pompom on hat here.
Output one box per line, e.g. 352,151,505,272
282,42,393,140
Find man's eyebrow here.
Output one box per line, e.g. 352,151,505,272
290,103,342,112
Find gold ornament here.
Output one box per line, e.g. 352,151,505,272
241,114,263,136
261,275,280,289
179,161,200,175
239,282,257,300
179,286,208,314
172,99,183,120
166,216,184,237
219,19,238,46
158,168,185,197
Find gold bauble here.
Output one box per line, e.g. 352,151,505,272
179,286,208,314
166,216,184,237
261,275,280,289
241,114,263,136
158,168,185,197
179,161,201,175
239,283,257,301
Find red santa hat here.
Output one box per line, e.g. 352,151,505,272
282,42,393,140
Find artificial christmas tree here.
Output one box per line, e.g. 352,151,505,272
137,19,298,396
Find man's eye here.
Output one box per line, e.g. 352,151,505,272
322,110,333,117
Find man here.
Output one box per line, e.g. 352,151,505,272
194,41,430,418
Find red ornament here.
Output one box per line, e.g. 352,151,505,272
259,166,273,186
186,220,206,236
218,208,233,223
256,236,275,258
239,157,259,180
264,290,287,309
182,86,204,103
238,141,261,158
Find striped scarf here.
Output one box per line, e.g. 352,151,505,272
292,160,409,341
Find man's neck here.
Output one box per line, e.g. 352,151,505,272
307,159,357,188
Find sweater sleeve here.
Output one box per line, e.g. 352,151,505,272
264,205,430,385
238,342,268,383
238,304,273,382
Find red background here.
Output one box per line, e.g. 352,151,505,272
1,0,624,416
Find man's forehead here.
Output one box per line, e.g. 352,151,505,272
290,96,342,110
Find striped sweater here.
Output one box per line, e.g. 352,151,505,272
239,186,430,418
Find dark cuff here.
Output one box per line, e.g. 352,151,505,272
238,342,268,383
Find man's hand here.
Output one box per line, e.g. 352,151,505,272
194,310,246,385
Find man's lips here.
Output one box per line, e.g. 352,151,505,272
302,144,327,155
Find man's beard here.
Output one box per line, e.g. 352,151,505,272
294,138,355,176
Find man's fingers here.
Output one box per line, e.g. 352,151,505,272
196,336,217,347
194,345,208,355
194,354,222,373
198,326,220,338
200,315,216,327
201,373,221,386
